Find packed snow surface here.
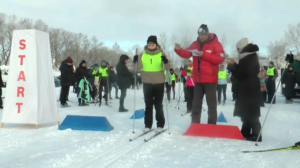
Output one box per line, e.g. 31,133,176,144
0,83,299,168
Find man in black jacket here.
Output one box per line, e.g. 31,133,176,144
116,55,132,112
0,68,4,109
108,66,119,99
59,57,74,108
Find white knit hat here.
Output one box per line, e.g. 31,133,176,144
236,38,249,50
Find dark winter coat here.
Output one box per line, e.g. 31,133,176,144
230,75,237,93
282,66,297,98
75,60,89,83
108,70,117,83
0,69,4,87
116,55,133,89
59,59,74,86
87,69,95,85
227,44,261,119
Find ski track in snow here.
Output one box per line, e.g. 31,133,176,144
0,84,300,168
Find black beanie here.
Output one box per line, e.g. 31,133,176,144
269,61,274,66
147,35,158,44
198,24,209,35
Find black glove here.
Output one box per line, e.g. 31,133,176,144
161,56,168,64
133,55,138,63
286,53,294,63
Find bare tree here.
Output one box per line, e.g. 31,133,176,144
267,40,286,68
34,19,49,32
230,45,238,58
221,33,227,53
285,23,300,54
180,32,193,49
0,13,126,68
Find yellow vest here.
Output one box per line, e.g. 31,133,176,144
187,66,193,77
218,71,226,79
141,52,163,72
99,67,108,77
92,70,99,79
171,73,176,81
267,67,275,76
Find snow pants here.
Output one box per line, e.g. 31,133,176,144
186,86,194,111
267,78,276,103
143,83,165,129
99,77,108,103
191,83,217,124
217,84,227,103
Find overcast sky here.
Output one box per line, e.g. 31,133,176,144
1,0,300,56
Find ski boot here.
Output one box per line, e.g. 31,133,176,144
156,127,163,133
119,107,129,112
144,128,151,133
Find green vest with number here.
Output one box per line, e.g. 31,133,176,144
267,67,275,76
99,67,108,77
92,70,100,79
141,52,163,72
218,71,226,79
187,66,193,77
171,73,176,81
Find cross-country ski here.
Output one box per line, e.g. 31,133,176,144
1,1,300,167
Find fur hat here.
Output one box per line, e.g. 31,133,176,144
147,35,158,44
236,38,249,50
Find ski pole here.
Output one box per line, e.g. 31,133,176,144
175,88,184,109
255,62,288,146
98,77,102,107
175,79,187,109
132,48,138,133
165,93,171,134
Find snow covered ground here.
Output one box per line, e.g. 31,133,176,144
0,83,299,168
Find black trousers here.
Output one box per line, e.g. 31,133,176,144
0,88,2,107
109,82,119,98
99,77,108,102
143,83,165,129
192,83,217,124
60,86,70,105
165,82,171,101
241,117,262,138
232,92,237,101
262,91,267,102
186,86,194,111
119,88,127,109
217,84,227,103
171,81,176,99
260,91,266,106
267,79,276,103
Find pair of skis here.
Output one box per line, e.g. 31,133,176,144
129,129,168,142
242,145,300,153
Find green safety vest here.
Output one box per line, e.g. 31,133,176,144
99,67,108,77
141,52,163,72
218,71,226,79
171,73,176,81
267,67,275,76
92,70,99,79
187,66,193,77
